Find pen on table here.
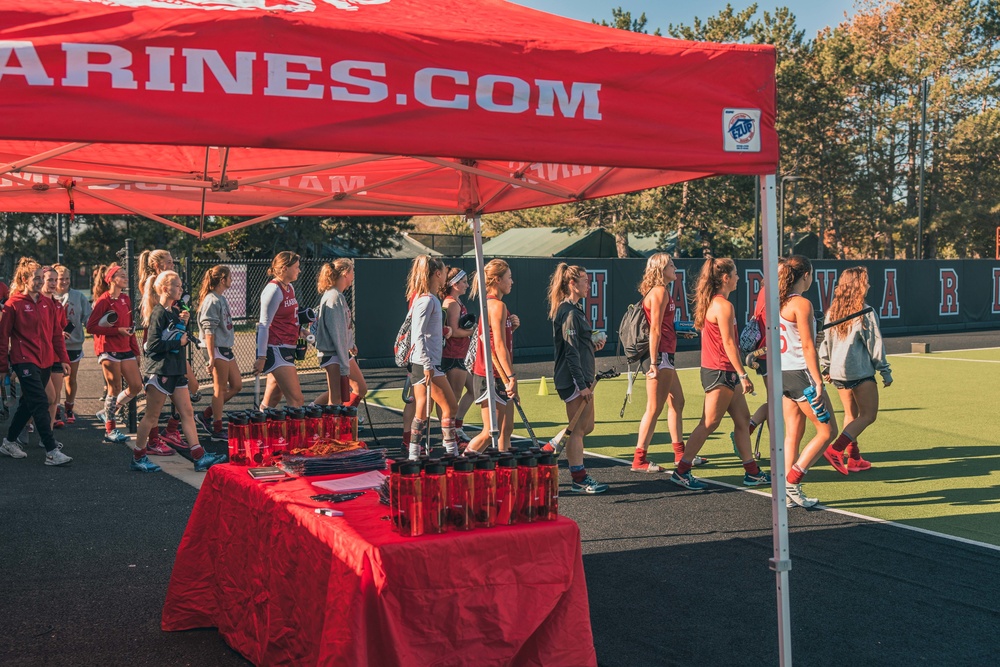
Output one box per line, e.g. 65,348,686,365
261,477,297,483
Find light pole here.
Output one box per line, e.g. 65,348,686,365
779,175,815,257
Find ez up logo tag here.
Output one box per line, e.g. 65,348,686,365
723,109,761,153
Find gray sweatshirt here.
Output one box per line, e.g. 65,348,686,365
818,308,892,383
56,289,92,350
315,288,353,360
410,294,443,371
198,292,235,349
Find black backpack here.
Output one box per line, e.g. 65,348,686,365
618,300,650,365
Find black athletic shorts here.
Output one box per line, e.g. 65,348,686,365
701,368,740,392
49,363,64,374
782,369,813,402
99,350,136,363
440,357,467,373
832,376,875,391
475,375,509,406
146,374,190,396
67,349,84,363
262,345,296,375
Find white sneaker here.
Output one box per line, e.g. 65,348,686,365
0,438,27,459
45,449,73,466
785,483,818,508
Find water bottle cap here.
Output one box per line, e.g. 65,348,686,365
425,462,447,475
536,454,555,466
288,407,305,419
474,458,496,471
249,411,267,423
268,410,286,421
228,412,249,425
452,457,474,472
389,461,402,473
517,454,538,467
399,462,422,476
496,455,518,468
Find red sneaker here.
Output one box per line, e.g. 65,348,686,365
65,410,76,425
159,429,188,449
823,446,849,475
631,460,665,473
847,456,872,472
146,441,176,456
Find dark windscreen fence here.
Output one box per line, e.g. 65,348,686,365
351,258,1000,368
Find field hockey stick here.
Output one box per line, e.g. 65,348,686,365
492,361,539,448
422,375,434,456
254,372,261,408
753,421,765,460
746,307,875,362
546,368,620,457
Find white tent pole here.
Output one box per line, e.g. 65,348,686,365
761,173,792,666
469,214,499,449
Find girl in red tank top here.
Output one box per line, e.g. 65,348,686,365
669,258,769,491
632,253,690,473
466,259,519,453
440,267,476,445
253,252,306,409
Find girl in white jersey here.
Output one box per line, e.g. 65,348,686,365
254,252,304,409
778,255,839,508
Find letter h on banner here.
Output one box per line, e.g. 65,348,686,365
584,270,607,331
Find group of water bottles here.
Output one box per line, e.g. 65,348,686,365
389,449,560,537
226,404,361,466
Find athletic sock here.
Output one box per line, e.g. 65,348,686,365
106,420,115,434
132,447,146,461
846,442,861,460
115,390,131,407
213,419,223,432
441,419,458,455
456,419,464,429
190,445,206,460
347,392,362,407
409,419,427,459
166,417,180,434
203,407,213,420
672,442,685,464
65,401,74,414
633,447,648,466
743,460,762,476
676,459,693,476
831,432,853,453
787,464,805,485
570,465,587,483
749,419,758,434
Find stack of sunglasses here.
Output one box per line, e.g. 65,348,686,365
280,448,388,477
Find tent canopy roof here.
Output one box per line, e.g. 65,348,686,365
0,0,777,236
466,227,642,258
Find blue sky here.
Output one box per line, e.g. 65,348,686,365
513,1,858,38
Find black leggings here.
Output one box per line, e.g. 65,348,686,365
7,364,57,452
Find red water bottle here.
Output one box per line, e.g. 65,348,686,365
397,461,424,537
346,406,359,441
226,412,249,466
266,410,288,459
423,461,449,535
305,406,324,445
536,453,559,521
449,457,475,531
322,405,338,441
389,461,402,533
331,405,344,441
286,407,306,451
248,411,269,466
495,454,519,526
516,454,538,524
474,457,497,528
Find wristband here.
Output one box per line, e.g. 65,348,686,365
739,372,749,380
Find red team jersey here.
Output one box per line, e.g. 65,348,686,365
643,290,677,354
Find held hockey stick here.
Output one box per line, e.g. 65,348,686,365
546,368,620,457
493,362,539,449
746,306,874,366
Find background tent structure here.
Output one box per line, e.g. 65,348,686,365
464,227,645,258
0,0,793,663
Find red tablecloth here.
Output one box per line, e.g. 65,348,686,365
162,464,597,667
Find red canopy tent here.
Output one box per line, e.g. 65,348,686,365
0,0,793,664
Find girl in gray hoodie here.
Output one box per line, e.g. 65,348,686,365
196,266,241,439
53,264,91,425
315,259,367,407
819,267,892,473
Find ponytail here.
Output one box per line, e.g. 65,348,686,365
778,255,812,306
92,264,110,301
198,265,230,307
13,257,40,293
142,271,179,326
470,259,510,300
318,258,354,294
546,263,586,320
405,255,445,301
691,257,736,330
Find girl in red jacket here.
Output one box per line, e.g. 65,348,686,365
0,257,72,465
86,264,142,445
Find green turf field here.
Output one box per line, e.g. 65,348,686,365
370,348,1000,546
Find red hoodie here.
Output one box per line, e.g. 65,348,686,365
0,291,70,373
87,291,141,356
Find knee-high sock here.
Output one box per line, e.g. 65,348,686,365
441,418,458,456
409,418,427,460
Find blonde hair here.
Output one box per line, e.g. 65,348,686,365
268,251,300,281
691,257,736,330
469,259,510,300
547,263,587,319
198,265,231,306
142,270,180,326
53,263,70,276
137,249,172,295
405,255,446,301
639,253,673,295
827,267,869,337
317,258,354,294
92,264,113,301
778,255,812,307
13,257,40,292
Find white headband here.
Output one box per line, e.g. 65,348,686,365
448,270,467,287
